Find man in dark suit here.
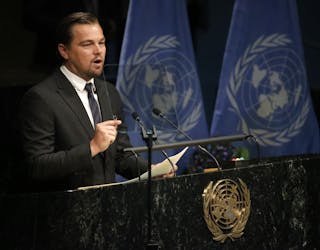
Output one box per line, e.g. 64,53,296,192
20,12,150,191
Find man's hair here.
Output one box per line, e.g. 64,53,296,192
56,12,100,46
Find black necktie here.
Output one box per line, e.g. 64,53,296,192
85,83,102,126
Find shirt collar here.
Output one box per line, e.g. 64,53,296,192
60,65,95,91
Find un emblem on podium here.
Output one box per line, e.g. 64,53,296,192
202,178,251,243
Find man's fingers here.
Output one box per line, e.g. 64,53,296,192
98,120,122,127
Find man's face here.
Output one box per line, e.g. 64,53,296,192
58,23,106,81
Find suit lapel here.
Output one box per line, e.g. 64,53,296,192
54,71,95,137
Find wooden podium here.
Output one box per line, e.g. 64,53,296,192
0,154,319,249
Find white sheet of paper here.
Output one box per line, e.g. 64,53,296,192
121,147,189,184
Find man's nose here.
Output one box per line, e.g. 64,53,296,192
93,43,104,54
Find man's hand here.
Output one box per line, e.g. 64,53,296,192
90,120,122,157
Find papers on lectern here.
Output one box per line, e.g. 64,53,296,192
121,147,189,184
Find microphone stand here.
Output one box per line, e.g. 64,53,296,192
140,125,159,249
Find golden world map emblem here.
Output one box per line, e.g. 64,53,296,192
202,178,251,243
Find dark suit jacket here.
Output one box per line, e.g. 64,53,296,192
20,70,147,191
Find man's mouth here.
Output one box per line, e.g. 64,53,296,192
93,58,103,65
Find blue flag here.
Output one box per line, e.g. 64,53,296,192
116,0,208,169
210,0,320,157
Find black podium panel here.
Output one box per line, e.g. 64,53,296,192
0,155,319,250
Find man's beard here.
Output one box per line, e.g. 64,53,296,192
85,64,104,79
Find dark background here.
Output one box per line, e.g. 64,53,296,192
0,0,319,191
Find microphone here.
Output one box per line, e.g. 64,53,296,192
131,112,145,129
131,112,151,140
152,108,222,170
131,112,176,176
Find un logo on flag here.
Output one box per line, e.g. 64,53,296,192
118,35,202,143
227,34,310,146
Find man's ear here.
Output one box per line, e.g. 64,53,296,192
57,44,69,60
